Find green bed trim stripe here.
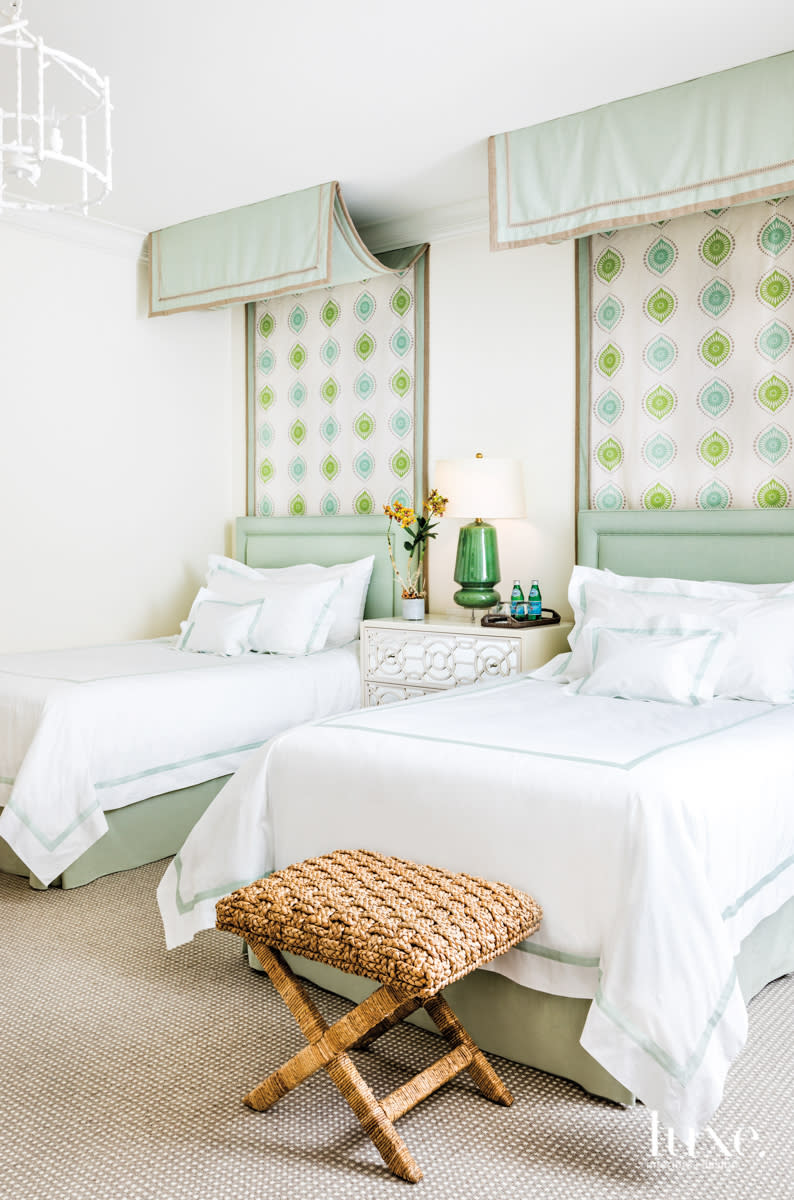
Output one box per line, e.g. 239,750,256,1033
516,942,600,969
722,852,794,921
6,794,103,852
94,739,267,790
323,700,778,772
172,853,267,916
5,738,268,852
594,964,739,1088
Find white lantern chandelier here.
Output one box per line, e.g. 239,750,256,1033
0,0,111,214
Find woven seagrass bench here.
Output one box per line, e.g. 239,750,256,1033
215,848,542,1183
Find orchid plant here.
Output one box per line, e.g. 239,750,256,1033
384,489,448,599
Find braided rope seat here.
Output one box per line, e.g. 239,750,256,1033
216,849,542,1183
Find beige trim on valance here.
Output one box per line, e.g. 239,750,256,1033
489,52,794,250
148,181,426,317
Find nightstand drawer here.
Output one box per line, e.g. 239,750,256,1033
364,627,523,689
365,682,429,707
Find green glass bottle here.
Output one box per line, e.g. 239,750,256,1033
527,579,542,620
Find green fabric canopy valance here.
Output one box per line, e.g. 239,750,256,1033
489,52,794,250
148,181,426,317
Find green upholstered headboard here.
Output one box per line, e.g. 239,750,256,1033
234,515,400,619
578,510,794,584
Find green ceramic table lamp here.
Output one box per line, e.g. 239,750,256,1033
434,454,526,617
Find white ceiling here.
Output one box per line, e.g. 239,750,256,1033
12,0,794,238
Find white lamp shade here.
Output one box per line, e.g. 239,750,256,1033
434,457,526,519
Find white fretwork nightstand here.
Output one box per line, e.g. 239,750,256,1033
360,613,572,707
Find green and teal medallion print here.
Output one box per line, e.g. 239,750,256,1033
250,264,423,515
588,196,794,508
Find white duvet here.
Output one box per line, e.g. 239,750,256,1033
158,671,794,1139
0,637,360,885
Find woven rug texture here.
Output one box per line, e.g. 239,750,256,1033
0,860,792,1200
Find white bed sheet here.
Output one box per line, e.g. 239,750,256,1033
0,637,360,885
157,672,794,1139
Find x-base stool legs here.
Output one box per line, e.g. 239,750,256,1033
243,940,514,1183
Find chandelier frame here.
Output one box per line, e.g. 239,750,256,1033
0,1,112,214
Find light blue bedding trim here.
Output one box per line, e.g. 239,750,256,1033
319,675,528,725
6,793,104,851
2,738,268,852
0,654,263,685
305,580,343,653
325,703,778,772
594,965,739,1087
586,849,794,1084
0,637,178,682
516,941,600,968
178,621,196,647
584,626,726,706
94,739,267,790
721,852,794,921
199,568,343,656
173,853,270,916
178,596,266,654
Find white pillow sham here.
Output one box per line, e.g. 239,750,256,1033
568,564,794,641
570,625,733,705
179,578,341,656
207,553,374,648
177,592,264,656
566,580,794,703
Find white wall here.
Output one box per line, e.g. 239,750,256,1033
0,220,576,653
0,221,241,653
426,232,576,619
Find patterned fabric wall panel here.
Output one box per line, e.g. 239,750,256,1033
588,198,794,510
251,266,422,517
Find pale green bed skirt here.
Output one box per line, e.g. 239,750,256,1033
248,895,794,1107
0,775,230,890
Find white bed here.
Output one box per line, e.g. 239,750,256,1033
157,510,794,1140
0,637,361,886
0,515,399,888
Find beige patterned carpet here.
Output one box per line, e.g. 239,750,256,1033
1,860,792,1200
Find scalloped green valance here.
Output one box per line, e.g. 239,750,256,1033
489,52,794,250
148,181,426,316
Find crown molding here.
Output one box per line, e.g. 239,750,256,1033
358,195,489,253
0,208,148,261
1,195,491,262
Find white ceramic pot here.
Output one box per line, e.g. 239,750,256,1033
401,597,426,620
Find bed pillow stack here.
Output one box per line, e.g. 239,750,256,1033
550,565,794,704
223,553,376,649
177,553,374,657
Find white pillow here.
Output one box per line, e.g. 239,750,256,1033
568,564,794,643
207,554,374,648
180,578,341,656
566,581,794,702
177,592,264,656
571,625,733,705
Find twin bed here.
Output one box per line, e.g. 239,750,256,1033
3,509,793,1142
0,515,399,888
159,510,794,1140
